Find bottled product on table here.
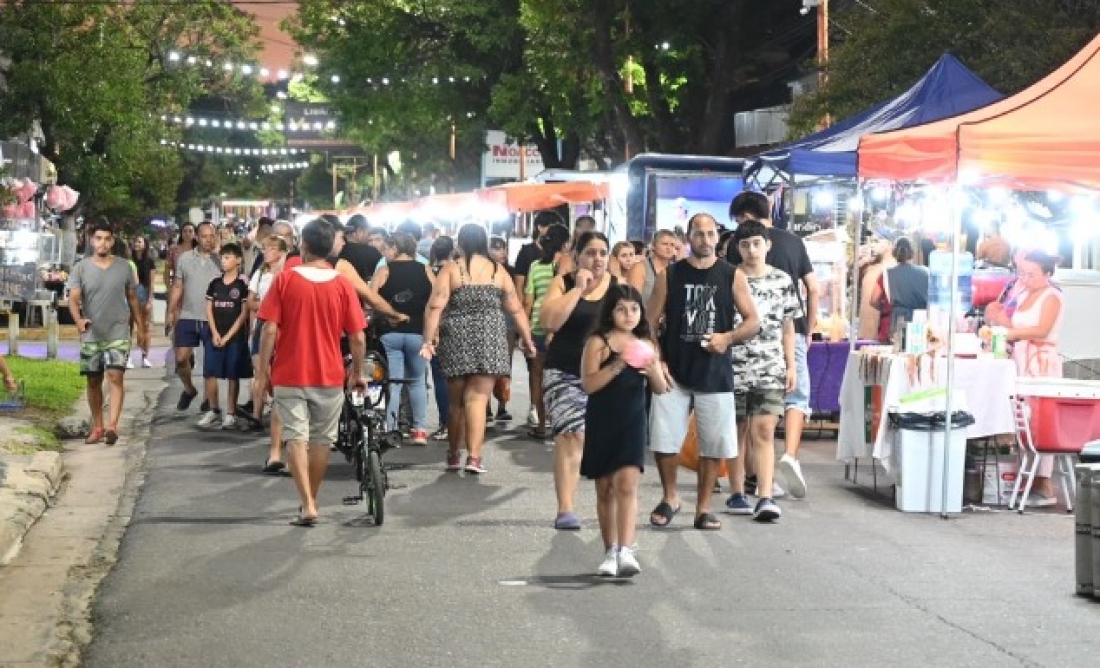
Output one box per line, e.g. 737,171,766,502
928,249,974,323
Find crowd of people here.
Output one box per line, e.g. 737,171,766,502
65,190,831,579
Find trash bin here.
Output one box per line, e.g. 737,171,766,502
1080,439,1100,464
890,411,976,513
1075,464,1100,596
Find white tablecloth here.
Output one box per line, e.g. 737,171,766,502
837,352,1017,471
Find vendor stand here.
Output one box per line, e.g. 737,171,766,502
847,33,1100,515
0,180,75,323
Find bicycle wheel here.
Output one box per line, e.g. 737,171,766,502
366,450,385,525
356,420,371,502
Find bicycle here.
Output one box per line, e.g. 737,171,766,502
335,350,409,525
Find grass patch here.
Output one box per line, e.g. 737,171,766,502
3,356,84,417
0,426,62,455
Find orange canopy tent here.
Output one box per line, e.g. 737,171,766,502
480,180,610,213
858,33,1100,189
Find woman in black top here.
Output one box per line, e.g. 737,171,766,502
539,231,616,530
373,232,436,445
130,235,157,367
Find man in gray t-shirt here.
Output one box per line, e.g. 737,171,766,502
167,221,222,411
68,222,146,446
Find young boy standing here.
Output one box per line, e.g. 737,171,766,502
198,243,254,430
725,221,802,522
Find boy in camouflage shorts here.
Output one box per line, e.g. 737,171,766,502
725,220,801,522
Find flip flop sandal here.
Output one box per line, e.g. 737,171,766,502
290,505,317,527
649,501,681,527
693,512,722,531
261,460,286,475
554,512,581,530
526,426,549,440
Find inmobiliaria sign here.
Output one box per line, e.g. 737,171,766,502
482,130,545,180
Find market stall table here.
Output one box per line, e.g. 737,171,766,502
837,351,1017,471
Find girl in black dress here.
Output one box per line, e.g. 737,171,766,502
580,284,669,578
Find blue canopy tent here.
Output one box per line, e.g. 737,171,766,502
746,54,1002,183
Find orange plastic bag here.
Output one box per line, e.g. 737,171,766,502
679,413,729,477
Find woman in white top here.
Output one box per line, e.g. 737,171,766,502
987,250,1063,504
246,235,289,472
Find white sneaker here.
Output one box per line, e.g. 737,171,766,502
526,406,539,428
196,410,221,428
221,414,238,430
778,454,807,499
771,483,787,500
597,546,619,577
617,545,641,578
141,356,153,368
126,358,135,369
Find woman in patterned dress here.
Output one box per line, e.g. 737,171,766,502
422,224,536,474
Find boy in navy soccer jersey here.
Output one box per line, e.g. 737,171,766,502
197,243,254,430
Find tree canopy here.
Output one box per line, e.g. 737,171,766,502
0,0,263,223
788,0,1100,137
287,0,813,192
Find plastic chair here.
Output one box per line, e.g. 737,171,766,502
1008,395,1076,513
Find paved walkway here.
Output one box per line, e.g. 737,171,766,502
73,358,1095,668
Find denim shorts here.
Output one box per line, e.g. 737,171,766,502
784,335,811,417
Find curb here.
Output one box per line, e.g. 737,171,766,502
0,450,64,565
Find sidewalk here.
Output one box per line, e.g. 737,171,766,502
0,332,173,554
0,333,171,666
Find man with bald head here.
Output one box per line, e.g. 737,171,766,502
646,212,760,531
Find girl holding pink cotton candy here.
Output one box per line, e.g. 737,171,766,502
580,284,669,577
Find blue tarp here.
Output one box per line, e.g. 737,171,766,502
749,54,1002,178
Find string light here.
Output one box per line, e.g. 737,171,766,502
163,48,480,87
226,161,310,176
261,162,310,173
160,114,337,133
160,139,305,156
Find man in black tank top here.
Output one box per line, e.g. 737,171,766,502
645,213,760,531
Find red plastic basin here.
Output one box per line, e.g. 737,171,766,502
1027,396,1100,453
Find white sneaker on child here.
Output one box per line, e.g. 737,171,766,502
616,545,641,577
597,546,619,577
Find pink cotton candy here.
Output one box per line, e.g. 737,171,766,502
621,339,656,369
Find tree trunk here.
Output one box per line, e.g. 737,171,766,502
590,0,647,155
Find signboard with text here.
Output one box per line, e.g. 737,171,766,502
482,130,545,181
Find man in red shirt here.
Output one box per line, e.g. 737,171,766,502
258,218,368,526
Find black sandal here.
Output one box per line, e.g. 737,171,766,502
526,426,549,440
649,501,681,527
261,460,286,475
693,512,722,531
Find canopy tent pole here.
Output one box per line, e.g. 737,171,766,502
940,181,963,518
849,182,865,353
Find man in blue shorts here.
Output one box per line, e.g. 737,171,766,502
167,221,222,411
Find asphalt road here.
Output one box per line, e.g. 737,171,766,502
83,362,1096,668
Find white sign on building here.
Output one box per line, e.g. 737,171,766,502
482,130,545,181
